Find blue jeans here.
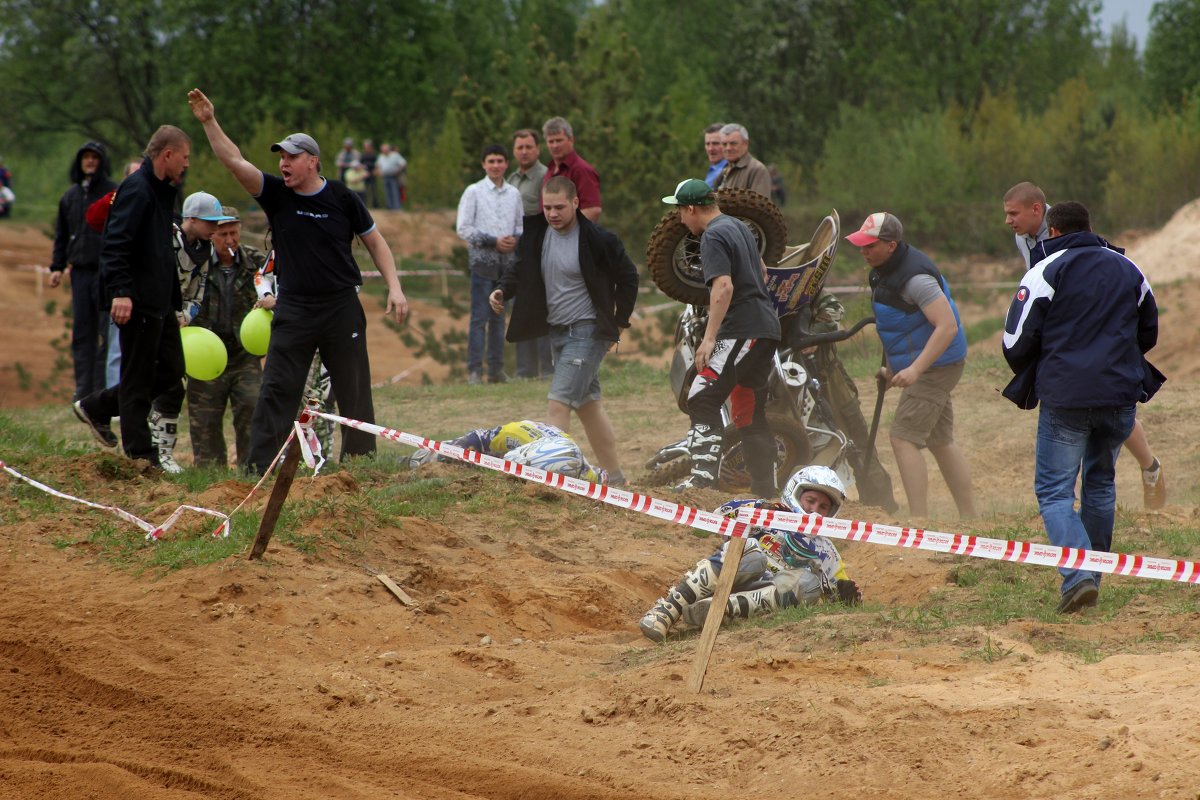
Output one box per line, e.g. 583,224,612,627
467,273,504,377
68,267,108,400
516,335,553,378
105,318,121,388
383,175,401,210
1035,405,1135,594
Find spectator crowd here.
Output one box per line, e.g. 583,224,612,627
33,93,1165,621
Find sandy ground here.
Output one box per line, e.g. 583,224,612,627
2,211,1200,799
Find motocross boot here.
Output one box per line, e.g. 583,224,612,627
681,567,825,627
673,423,722,490
739,430,779,498
149,410,183,474
638,557,718,642
682,583,790,628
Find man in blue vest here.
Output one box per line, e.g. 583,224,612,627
848,212,976,518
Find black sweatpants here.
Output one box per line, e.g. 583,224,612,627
67,266,108,400
83,310,185,463
246,290,376,474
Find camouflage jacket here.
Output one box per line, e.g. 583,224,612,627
189,244,267,357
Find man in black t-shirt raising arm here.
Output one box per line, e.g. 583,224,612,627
662,179,781,495
188,89,409,474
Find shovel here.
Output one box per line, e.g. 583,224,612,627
864,356,888,460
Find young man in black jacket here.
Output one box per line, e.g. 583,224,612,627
49,141,117,400
489,176,639,486
72,126,192,468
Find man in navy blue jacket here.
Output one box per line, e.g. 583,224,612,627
1002,201,1164,614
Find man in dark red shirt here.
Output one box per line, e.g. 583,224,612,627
541,116,601,221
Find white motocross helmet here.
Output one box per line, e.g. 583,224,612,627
505,436,585,478
782,465,846,517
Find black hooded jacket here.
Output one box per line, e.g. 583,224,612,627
50,141,117,272
100,156,181,317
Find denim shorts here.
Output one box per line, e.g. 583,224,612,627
547,320,609,408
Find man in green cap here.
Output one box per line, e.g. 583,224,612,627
663,178,781,494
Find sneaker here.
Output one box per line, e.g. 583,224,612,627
488,372,509,384
638,607,674,643
467,371,483,386
1056,579,1099,614
72,400,118,448
1142,459,1166,510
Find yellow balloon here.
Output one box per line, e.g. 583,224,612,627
180,326,228,381
239,307,273,356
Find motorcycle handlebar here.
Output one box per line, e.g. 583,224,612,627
786,316,876,350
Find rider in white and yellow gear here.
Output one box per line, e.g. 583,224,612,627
407,419,608,484
639,465,861,643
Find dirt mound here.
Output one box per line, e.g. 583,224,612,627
1124,198,1200,285
4,454,1200,799
371,208,461,262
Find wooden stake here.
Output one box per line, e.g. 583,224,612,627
376,574,418,607
248,437,301,560
687,534,747,693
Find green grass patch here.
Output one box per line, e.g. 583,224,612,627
964,315,1005,346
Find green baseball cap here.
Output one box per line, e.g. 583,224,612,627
662,178,715,206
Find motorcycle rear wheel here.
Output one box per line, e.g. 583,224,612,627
646,188,787,306
643,454,692,486
641,413,813,492
718,412,812,493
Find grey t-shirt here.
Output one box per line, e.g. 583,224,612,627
700,214,781,341
541,223,596,326
899,274,944,309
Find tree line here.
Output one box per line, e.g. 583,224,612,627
3,0,1199,256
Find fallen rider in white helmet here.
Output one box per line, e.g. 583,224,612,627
406,419,608,484
639,465,862,643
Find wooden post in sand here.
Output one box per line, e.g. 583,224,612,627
687,534,747,693
248,437,301,560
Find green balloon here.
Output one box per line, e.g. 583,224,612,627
240,307,273,356
180,326,228,381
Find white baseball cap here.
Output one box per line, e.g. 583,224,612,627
182,192,235,222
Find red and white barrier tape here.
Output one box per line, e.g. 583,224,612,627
735,507,1200,586
315,410,1200,586
0,460,229,541
294,419,326,475
310,410,751,539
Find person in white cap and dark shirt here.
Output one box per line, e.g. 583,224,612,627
848,211,976,519
140,191,233,473
187,88,409,474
